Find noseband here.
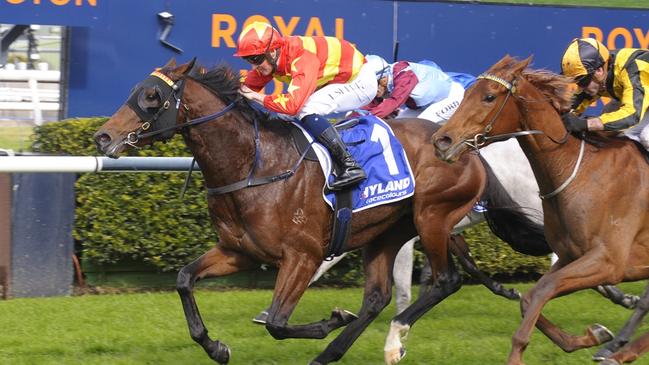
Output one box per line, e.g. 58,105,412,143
463,73,543,150
125,69,236,146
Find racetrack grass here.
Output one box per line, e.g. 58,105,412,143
1,282,648,365
0,126,33,151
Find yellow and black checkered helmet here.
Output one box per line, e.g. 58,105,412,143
561,38,610,80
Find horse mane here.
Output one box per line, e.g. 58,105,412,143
186,63,261,122
520,69,574,114
492,56,627,148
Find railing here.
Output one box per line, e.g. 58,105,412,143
0,69,61,125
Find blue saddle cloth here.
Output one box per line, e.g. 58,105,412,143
323,115,415,212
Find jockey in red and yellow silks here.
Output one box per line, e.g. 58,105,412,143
235,22,375,190
242,35,365,115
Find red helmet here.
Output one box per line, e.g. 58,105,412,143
234,22,284,57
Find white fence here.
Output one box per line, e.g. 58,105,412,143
0,69,61,125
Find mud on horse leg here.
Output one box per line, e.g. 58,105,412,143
176,246,256,364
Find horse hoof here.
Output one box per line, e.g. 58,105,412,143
592,348,614,362
384,346,406,365
507,288,522,300
208,340,231,364
622,295,640,309
252,310,269,325
598,359,621,365
588,324,614,345
332,308,358,324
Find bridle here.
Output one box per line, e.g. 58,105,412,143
123,65,309,196
462,73,543,150
471,72,585,200
125,67,235,146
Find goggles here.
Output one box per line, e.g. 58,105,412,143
243,54,266,66
576,74,593,88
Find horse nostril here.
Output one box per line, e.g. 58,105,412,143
434,134,453,152
94,132,112,150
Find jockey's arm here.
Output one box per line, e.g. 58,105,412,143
262,53,319,115
365,65,418,118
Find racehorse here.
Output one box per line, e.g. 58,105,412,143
433,54,649,365
93,58,494,364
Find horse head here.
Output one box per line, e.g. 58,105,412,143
94,58,199,157
433,55,532,163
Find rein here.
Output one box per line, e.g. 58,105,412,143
125,69,308,196
476,72,584,199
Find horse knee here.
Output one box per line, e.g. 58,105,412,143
176,267,195,295
365,290,391,317
265,322,289,340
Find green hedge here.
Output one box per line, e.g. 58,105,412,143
33,117,215,272
32,118,550,282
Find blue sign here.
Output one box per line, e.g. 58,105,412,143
1,1,648,118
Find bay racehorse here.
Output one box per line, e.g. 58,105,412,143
93,59,495,364
433,55,649,365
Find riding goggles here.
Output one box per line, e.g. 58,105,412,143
243,54,266,66
576,74,593,88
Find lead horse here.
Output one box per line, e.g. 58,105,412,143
434,55,649,365
94,59,492,364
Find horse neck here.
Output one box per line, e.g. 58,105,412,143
181,82,259,188
513,84,583,197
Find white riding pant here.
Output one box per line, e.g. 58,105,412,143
298,62,378,119
397,81,465,123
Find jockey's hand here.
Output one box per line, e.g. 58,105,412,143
239,85,263,103
561,112,588,132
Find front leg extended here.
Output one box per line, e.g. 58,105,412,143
177,246,256,364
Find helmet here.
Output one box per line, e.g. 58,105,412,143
234,22,284,57
365,55,390,80
561,38,610,80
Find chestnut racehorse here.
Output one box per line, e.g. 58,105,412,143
94,59,495,364
433,55,649,365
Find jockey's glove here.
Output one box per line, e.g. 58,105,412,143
561,112,588,132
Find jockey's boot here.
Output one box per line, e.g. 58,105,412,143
317,126,366,190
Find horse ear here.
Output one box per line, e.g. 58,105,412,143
163,58,177,69
184,57,197,75
512,56,533,75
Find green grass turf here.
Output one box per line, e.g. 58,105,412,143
1,282,648,364
0,126,34,152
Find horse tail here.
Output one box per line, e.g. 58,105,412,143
479,156,551,256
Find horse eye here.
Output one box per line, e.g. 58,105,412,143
484,94,496,103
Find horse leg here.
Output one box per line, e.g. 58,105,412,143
593,282,649,361
263,252,356,340
311,230,405,365
176,246,257,364
393,238,415,314
385,228,463,365
595,285,639,309
448,234,520,300
252,253,350,325
508,251,618,365
602,331,649,364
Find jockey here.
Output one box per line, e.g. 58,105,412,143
235,21,376,190
361,55,474,122
560,37,649,146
